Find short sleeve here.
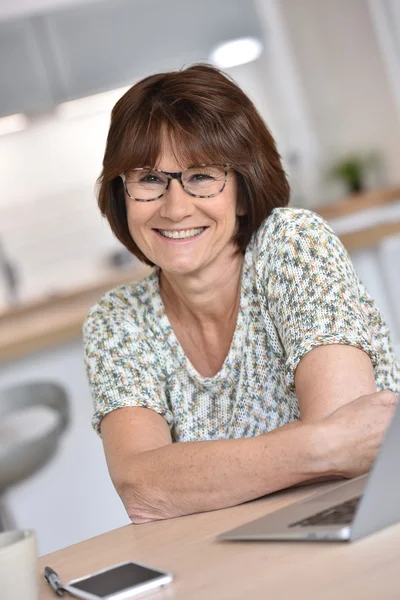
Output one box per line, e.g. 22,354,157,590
262,209,379,393
83,308,173,435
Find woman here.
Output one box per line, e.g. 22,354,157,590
84,64,399,524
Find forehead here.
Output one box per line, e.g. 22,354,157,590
155,135,186,171
120,120,231,176
153,126,226,170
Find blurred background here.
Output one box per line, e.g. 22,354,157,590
0,0,399,555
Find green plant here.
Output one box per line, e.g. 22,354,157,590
327,151,381,194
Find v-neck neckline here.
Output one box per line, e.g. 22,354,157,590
151,251,251,385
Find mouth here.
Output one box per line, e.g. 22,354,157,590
155,227,207,240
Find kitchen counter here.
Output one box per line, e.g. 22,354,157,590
317,185,400,251
1,185,399,362
0,264,151,362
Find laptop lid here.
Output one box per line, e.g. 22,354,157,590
218,398,400,542
350,397,400,541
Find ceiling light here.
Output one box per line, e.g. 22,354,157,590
0,113,28,136
210,37,263,69
56,86,131,120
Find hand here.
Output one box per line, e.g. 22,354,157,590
318,390,398,479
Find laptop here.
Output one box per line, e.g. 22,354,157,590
219,400,400,542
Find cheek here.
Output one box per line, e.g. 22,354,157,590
209,195,238,227
224,178,242,217
125,214,151,253
125,208,139,239
125,202,152,235
224,195,241,223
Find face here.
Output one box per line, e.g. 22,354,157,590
124,139,244,278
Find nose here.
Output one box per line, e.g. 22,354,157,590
159,179,195,222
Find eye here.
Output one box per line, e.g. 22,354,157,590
140,173,164,184
189,172,215,183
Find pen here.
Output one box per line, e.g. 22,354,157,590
44,566,65,596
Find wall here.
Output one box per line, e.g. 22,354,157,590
0,109,124,309
368,0,400,122
278,0,400,195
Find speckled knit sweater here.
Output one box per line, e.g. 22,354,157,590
83,208,400,440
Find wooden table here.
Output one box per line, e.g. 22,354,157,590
38,482,400,600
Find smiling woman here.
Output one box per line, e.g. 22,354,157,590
96,64,289,265
122,146,241,277
84,64,399,524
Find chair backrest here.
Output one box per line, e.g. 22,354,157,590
0,382,70,492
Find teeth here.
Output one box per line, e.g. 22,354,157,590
159,227,205,239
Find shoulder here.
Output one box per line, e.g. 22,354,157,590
83,269,159,336
253,207,335,252
251,207,346,267
250,207,353,285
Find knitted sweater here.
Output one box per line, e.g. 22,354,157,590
83,208,400,440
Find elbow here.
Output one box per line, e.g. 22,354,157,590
116,479,171,524
128,504,160,525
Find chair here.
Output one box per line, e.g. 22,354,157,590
0,381,70,531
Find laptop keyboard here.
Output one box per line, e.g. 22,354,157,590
288,496,361,528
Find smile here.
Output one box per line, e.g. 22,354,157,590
157,227,206,239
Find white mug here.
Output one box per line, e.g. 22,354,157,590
0,529,38,600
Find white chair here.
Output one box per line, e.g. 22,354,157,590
0,381,69,531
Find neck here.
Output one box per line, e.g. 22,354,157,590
159,251,244,326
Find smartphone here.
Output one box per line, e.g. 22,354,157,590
63,560,173,600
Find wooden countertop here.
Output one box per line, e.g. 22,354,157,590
317,184,400,252
0,265,151,363
316,184,400,220
38,481,400,600
1,185,400,363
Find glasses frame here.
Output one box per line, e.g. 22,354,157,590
119,164,230,202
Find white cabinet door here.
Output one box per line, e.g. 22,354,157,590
0,18,53,118
34,0,264,103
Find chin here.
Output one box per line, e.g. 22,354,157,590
158,259,202,277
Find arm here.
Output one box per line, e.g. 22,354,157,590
289,343,377,487
85,305,330,523
101,406,329,524
263,210,390,486
102,388,397,524
98,323,393,523
295,343,376,421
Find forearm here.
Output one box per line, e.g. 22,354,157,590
115,421,332,523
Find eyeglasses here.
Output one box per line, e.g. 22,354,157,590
120,164,229,202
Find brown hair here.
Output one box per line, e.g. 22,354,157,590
97,63,290,266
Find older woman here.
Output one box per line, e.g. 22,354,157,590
84,64,399,524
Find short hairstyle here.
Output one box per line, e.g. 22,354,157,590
97,63,290,266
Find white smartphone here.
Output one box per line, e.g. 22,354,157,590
63,560,173,600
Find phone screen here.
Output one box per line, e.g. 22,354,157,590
70,562,168,597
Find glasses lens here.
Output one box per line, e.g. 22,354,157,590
125,168,168,200
183,165,226,197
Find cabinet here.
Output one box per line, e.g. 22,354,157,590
0,0,263,116
0,18,54,118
